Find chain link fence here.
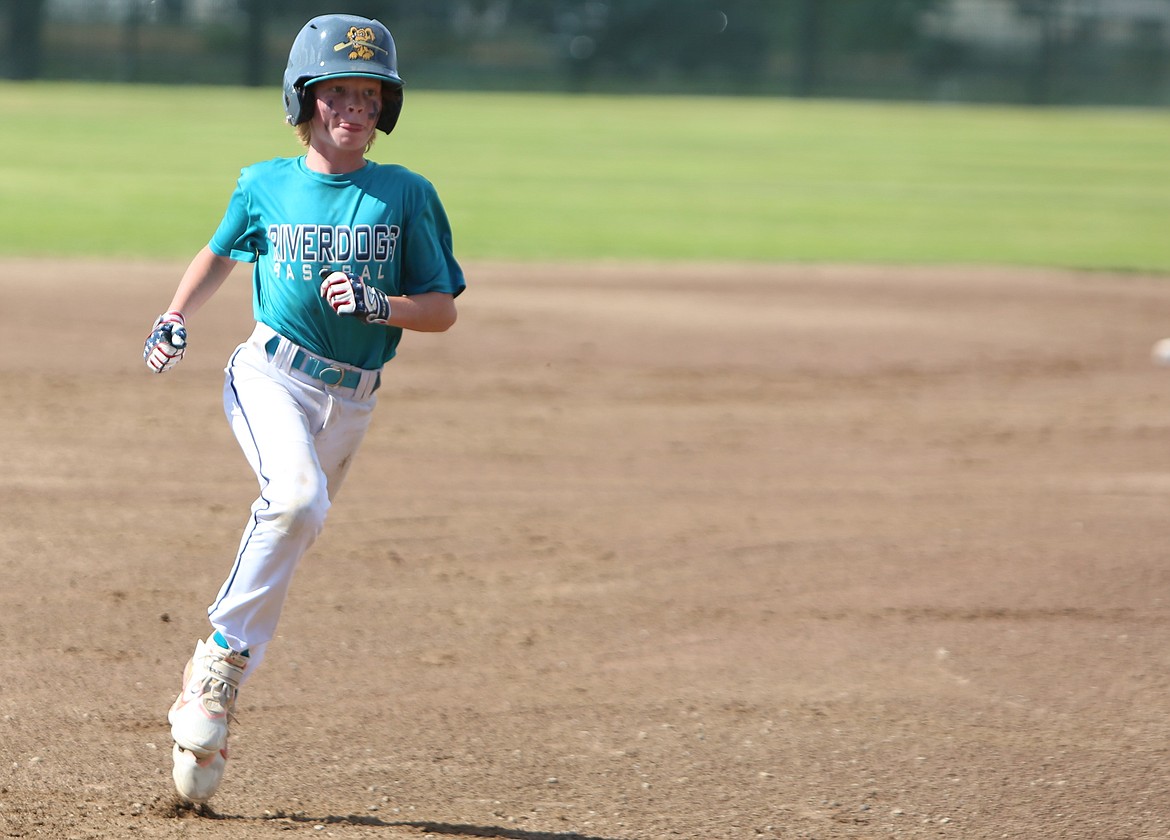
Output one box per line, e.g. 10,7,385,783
2,0,1168,105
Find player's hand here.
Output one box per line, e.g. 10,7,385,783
144,311,188,374
319,270,392,325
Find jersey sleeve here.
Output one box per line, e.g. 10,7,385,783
400,178,466,298
208,170,268,263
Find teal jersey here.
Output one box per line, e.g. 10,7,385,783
209,156,465,369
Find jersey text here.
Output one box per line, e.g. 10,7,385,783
267,223,400,264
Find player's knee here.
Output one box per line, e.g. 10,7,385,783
268,472,331,536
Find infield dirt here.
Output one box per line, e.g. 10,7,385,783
3,259,1170,839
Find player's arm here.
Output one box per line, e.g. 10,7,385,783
143,247,240,374
166,246,239,317
383,291,457,333
320,270,457,332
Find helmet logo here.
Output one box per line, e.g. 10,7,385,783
333,26,387,61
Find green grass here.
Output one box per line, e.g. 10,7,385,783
1,82,1168,270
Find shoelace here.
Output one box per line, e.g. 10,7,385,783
198,655,246,716
196,675,237,716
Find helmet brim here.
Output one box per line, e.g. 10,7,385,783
306,71,404,89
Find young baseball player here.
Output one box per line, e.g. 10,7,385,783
143,14,465,804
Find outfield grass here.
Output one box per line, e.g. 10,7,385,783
1,82,1167,270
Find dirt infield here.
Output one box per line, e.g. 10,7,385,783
4,259,1170,839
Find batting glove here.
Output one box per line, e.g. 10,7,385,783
143,310,187,374
319,270,392,325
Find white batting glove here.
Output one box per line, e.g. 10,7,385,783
319,270,392,325
143,310,187,374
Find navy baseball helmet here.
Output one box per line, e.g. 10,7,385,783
283,14,405,134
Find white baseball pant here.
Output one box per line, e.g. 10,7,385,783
207,322,378,680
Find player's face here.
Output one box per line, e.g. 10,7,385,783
310,77,382,152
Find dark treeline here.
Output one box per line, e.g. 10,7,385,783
2,0,1168,106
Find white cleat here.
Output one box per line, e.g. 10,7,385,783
168,637,248,757
171,742,227,804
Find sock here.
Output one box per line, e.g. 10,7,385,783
212,630,251,657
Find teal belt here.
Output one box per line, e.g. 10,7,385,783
264,336,379,392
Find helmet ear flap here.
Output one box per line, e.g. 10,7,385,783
377,87,404,134
284,82,308,127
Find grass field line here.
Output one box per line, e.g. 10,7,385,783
0,83,1167,270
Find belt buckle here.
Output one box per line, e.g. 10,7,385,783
318,366,344,387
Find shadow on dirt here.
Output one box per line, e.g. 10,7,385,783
395,822,623,840
165,800,624,840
